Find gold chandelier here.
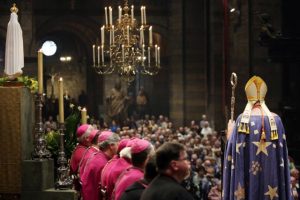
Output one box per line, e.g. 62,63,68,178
92,0,161,83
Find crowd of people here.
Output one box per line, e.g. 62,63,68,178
43,111,300,200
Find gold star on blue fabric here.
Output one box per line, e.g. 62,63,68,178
264,185,278,200
252,140,272,156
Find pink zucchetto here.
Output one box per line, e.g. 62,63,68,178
98,130,114,143
88,129,100,142
76,124,94,138
129,138,151,154
117,138,130,153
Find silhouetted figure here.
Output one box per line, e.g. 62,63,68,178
78,90,88,107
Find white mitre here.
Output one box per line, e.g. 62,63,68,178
4,4,24,79
238,76,278,140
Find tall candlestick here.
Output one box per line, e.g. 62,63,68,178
105,7,108,26
97,46,100,65
92,45,95,66
81,107,87,124
149,26,153,46
58,77,64,123
101,26,105,45
38,50,43,94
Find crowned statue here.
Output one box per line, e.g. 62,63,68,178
223,76,293,200
4,3,24,80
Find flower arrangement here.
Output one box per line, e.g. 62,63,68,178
0,76,38,93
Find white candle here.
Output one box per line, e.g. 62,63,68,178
118,6,122,22
143,6,147,25
101,26,105,45
37,50,43,94
105,7,108,26
149,26,153,46
97,46,100,65
81,107,87,124
131,5,134,23
122,45,125,62
142,26,144,45
158,46,160,65
155,45,158,64
148,46,151,64
142,44,145,66
92,45,95,66
58,77,64,123
109,7,112,25
101,45,104,64
141,6,144,24
127,26,130,44
140,27,143,47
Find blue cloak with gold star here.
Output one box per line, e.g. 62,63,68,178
222,114,293,200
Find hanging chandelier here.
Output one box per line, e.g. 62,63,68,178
92,0,161,83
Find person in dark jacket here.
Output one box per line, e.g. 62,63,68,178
141,142,194,200
120,156,157,200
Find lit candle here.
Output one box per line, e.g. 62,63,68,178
105,7,108,26
122,45,125,62
141,6,144,24
148,46,151,64
127,26,130,44
58,77,64,123
131,5,134,23
158,46,160,65
155,45,158,64
92,45,95,66
101,45,104,64
109,7,112,25
149,26,152,46
37,50,43,94
101,26,105,45
81,107,87,124
97,46,100,65
143,6,147,25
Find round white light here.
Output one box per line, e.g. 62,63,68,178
41,41,57,56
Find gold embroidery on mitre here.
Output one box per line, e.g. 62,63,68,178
245,76,267,101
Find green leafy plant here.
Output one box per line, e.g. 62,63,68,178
45,103,81,160
0,76,38,93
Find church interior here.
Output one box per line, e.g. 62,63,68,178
0,0,300,199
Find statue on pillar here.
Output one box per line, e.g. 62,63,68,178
4,4,24,80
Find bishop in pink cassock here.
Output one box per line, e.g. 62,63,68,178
81,131,120,200
101,138,131,200
113,138,153,200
